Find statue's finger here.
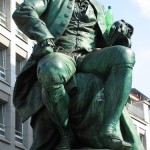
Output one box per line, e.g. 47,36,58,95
109,25,116,38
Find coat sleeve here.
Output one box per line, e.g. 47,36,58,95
12,0,54,43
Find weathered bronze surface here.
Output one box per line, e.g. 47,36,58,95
12,0,144,149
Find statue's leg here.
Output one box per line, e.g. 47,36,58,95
80,46,135,149
37,52,76,149
30,106,60,150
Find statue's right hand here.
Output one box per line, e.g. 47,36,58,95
31,44,54,61
31,38,55,61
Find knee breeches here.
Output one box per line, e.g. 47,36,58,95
37,52,76,89
37,46,135,88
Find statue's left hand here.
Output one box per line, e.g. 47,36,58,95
108,20,134,48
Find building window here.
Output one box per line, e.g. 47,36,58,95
16,53,25,76
0,48,6,80
0,102,5,136
0,0,5,13
15,29,28,41
0,0,6,26
15,111,23,143
140,133,146,150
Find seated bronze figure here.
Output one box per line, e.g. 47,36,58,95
12,0,144,149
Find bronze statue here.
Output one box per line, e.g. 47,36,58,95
12,0,143,149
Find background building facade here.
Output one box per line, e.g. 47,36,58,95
0,0,149,150
0,0,33,149
128,89,150,150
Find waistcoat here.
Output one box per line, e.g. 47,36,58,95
56,0,97,51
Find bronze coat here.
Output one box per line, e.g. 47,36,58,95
12,0,108,122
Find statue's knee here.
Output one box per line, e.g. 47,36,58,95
37,53,76,87
37,63,56,86
113,46,135,65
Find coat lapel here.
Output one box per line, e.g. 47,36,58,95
89,0,108,42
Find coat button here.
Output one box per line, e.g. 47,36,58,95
64,13,70,18
67,4,72,9
61,21,67,26
57,29,62,34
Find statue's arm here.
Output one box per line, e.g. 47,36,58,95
12,0,53,43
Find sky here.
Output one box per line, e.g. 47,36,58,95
100,0,150,98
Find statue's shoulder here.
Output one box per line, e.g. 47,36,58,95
90,0,106,14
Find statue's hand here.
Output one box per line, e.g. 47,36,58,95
31,39,54,61
108,20,134,48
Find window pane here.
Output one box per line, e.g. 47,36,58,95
0,103,5,136
16,59,21,76
0,49,5,68
15,110,23,142
0,0,5,13
140,133,146,149
0,104,3,124
0,50,3,67
16,53,25,76
15,111,22,133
